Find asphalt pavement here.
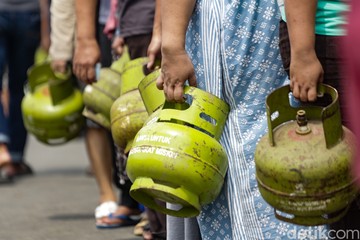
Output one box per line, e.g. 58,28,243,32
0,134,143,240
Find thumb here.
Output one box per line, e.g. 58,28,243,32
147,53,156,70
156,75,164,90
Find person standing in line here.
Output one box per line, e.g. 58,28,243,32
111,2,167,238
73,0,148,231
279,0,360,236
0,0,50,181
157,0,331,239
49,0,120,226
73,0,169,237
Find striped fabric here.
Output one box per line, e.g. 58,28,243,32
185,0,329,239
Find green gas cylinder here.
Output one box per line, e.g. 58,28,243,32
255,84,358,226
126,86,230,218
21,63,84,145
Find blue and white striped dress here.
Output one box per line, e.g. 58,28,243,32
185,0,329,239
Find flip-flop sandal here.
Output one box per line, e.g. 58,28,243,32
3,162,33,178
0,169,13,184
95,201,117,219
96,213,141,229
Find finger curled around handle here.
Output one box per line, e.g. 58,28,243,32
156,75,164,90
163,82,175,102
86,67,96,84
173,80,185,103
75,65,86,83
292,83,300,100
307,87,318,102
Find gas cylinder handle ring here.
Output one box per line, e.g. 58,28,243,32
158,86,230,140
266,84,343,148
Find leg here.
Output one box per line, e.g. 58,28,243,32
142,203,167,240
7,10,40,163
96,148,143,228
98,32,153,225
2,10,40,177
0,12,11,168
84,123,117,217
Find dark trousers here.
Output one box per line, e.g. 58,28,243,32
0,10,40,162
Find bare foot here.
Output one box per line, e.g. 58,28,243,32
0,144,11,167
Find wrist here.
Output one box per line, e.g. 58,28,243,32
115,27,121,37
161,42,186,56
291,47,317,59
76,36,97,44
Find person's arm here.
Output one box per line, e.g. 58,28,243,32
285,0,323,102
49,0,76,73
156,0,197,102
39,0,51,52
147,0,162,70
112,1,125,58
112,35,125,58
73,0,100,84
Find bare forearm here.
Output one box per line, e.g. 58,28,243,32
75,0,97,41
39,0,50,49
73,0,100,83
284,0,317,55
161,0,196,54
153,0,161,38
285,0,323,102
147,0,162,69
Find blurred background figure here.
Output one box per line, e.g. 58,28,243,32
344,1,360,188
101,1,166,238
0,0,50,182
73,0,166,238
49,0,119,227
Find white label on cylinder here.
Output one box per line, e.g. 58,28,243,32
136,134,171,144
129,146,178,159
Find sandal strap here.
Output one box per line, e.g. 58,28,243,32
95,201,117,219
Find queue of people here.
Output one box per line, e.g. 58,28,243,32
1,0,360,239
